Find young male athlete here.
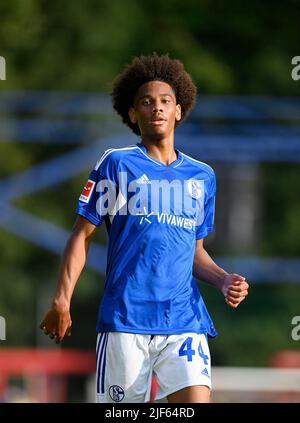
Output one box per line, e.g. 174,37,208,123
40,54,249,403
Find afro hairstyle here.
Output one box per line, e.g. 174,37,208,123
111,53,197,135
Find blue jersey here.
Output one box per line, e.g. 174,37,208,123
76,143,217,337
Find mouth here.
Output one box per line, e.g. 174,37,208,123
149,116,167,125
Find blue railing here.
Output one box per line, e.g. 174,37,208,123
0,91,299,281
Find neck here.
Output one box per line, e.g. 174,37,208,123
140,134,177,165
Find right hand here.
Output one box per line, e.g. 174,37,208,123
221,273,249,309
39,305,72,344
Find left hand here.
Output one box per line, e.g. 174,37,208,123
221,273,249,309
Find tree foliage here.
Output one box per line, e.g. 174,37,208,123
0,0,299,94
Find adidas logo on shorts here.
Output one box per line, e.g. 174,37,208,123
201,368,209,377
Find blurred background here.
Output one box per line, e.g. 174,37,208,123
0,0,300,403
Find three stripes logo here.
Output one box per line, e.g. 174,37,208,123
136,173,151,184
201,367,209,378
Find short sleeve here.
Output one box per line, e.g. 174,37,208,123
75,150,118,226
195,171,216,240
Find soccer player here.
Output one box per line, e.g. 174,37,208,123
40,53,249,403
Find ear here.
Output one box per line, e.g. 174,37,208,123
175,104,181,122
128,107,137,124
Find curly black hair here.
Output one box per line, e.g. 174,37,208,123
111,53,197,135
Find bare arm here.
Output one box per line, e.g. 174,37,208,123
40,216,97,343
193,239,249,308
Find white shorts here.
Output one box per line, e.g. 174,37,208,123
95,331,211,403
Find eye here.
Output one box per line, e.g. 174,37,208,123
141,99,151,105
162,98,171,103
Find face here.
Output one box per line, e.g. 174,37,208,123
128,81,181,139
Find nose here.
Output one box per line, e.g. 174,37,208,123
152,99,163,112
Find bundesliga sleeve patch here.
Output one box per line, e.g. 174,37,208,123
79,179,95,203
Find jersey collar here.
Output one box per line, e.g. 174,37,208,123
136,142,183,168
